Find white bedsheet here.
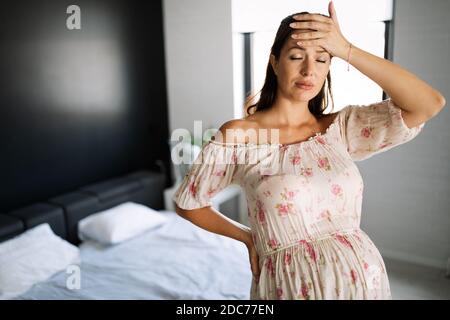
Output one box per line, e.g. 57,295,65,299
17,211,252,300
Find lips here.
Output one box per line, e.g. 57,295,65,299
295,82,314,90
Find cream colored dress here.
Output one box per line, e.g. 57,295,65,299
172,99,425,300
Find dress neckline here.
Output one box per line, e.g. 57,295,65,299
208,110,341,149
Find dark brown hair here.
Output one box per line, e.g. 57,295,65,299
245,12,335,118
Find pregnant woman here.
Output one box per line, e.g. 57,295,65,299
172,1,445,299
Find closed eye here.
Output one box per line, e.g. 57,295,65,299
290,57,327,63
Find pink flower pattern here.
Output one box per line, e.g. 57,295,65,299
350,269,358,284
316,136,326,145
268,237,279,249
300,167,313,177
320,209,332,221
276,287,283,299
275,203,291,216
284,252,292,266
361,127,372,138
266,257,275,278
299,239,317,262
331,184,343,197
289,151,302,165
335,234,353,249
317,156,331,170
213,169,226,177
301,282,310,300
188,181,197,197
256,199,266,224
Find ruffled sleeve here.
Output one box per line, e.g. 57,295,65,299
172,141,241,210
339,98,426,161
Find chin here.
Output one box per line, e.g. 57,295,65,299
293,91,315,100
292,96,311,103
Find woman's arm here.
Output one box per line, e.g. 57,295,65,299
175,204,260,277
175,204,252,246
346,43,446,127
175,204,261,278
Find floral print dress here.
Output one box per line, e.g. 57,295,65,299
172,99,425,300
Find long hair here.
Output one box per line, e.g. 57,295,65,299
245,12,334,118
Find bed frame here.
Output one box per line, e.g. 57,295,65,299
0,170,166,245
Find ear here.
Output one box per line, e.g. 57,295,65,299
270,54,278,76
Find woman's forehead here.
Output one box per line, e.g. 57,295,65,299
284,38,327,54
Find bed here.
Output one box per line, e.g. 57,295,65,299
0,170,252,300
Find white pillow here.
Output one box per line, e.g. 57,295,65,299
77,202,168,245
0,223,80,300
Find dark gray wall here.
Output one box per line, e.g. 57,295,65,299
0,0,171,212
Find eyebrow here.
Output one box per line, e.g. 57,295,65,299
288,46,327,53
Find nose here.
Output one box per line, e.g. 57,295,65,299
300,58,315,76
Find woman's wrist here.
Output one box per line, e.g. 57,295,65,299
337,40,353,61
241,227,253,247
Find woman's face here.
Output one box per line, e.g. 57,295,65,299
270,30,331,102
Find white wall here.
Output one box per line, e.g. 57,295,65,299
232,0,392,32
163,0,235,141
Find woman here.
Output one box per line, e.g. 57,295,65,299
172,2,445,300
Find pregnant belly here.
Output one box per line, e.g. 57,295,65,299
251,229,392,300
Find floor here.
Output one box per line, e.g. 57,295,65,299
384,257,450,300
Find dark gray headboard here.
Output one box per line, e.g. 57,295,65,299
0,170,166,245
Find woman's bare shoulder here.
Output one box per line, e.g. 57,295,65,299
212,117,259,144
